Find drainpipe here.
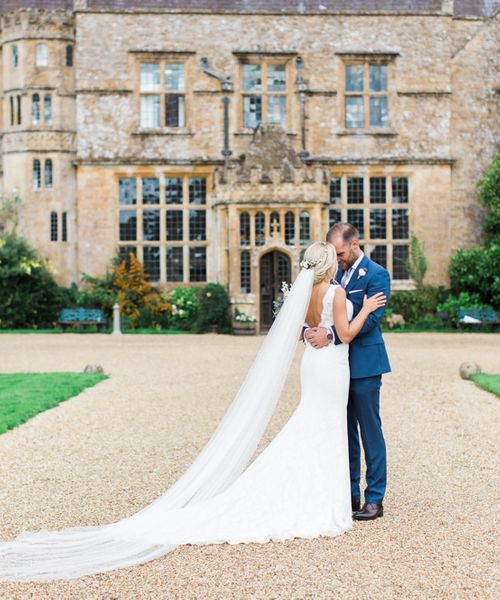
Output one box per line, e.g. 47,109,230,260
201,57,233,182
296,56,309,164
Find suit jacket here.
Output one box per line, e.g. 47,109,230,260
335,255,391,379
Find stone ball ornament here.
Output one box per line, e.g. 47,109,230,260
459,362,481,380
84,364,104,374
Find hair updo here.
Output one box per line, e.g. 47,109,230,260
302,242,338,285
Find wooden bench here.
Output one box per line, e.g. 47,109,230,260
58,308,107,331
457,308,499,330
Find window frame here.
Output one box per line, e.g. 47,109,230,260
238,57,291,131
329,171,411,284
12,45,18,68
137,57,189,131
117,173,210,284
342,58,392,131
35,43,48,67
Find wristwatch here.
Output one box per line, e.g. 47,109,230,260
327,332,334,342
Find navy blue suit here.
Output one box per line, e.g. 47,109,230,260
335,255,391,504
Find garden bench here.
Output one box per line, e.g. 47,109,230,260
457,308,499,330
58,308,107,331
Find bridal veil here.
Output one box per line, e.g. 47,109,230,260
0,268,314,581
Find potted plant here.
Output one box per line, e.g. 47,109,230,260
232,307,257,336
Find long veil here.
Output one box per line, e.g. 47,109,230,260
0,268,314,581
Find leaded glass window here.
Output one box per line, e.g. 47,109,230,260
118,175,208,283
50,212,58,241
36,43,48,67
44,94,52,124
12,45,18,68
143,210,160,241
240,212,250,247
330,173,410,282
140,61,187,129
285,212,295,246
143,246,160,281
32,94,41,124
240,250,251,293
62,211,67,242
120,210,137,241
300,211,310,246
242,61,288,129
255,212,265,247
44,159,53,188
33,159,41,189
166,247,183,282
119,178,137,205
345,62,389,129
142,178,160,204
66,45,73,67
189,247,206,282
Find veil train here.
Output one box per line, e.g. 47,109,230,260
0,268,314,581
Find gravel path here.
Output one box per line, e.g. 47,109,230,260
0,333,498,600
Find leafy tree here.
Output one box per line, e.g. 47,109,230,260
449,153,500,307
406,234,427,288
0,233,65,328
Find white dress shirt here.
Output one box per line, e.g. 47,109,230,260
340,252,365,288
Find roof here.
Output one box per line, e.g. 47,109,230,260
1,0,498,17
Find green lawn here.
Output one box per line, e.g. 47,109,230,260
0,372,108,435
470,373,500,398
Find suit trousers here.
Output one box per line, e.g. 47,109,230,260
347,374,387,504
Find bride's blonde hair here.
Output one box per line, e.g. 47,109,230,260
302,242,338,285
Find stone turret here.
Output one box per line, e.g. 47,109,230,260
1,5,76,283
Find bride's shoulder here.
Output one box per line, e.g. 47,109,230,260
332,285,346,301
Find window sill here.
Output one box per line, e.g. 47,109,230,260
132,129,194,136
235,129,297,137
335,128,397,137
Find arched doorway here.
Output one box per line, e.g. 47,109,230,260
259,251,291,331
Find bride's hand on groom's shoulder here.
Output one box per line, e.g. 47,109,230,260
363,292,387,314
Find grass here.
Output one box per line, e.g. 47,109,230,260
0,372,108,435
470,373,500,398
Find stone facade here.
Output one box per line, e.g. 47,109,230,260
0,1,499,330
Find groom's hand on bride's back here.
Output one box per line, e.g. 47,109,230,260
304,327,331,349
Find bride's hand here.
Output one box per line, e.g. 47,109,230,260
363,292,387,314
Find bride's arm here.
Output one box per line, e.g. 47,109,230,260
333,288,387,343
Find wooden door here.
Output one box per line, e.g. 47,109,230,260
259,251,291,331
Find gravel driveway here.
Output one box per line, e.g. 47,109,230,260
0,333,498,599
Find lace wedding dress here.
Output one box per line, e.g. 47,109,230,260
0,273,353,581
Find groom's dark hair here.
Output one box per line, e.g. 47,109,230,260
326,222,359,244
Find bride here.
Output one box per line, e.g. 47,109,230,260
0,242,386,581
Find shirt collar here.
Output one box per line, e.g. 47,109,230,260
348,251,365,274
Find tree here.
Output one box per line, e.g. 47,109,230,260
406,234,427,288
0,233,66,328
449,153,500,307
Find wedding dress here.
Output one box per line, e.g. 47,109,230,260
0,271,353,581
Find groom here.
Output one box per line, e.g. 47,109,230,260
306,223,391,520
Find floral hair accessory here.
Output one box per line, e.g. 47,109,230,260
300,259,320,270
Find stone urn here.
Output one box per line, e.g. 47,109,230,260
459,361,481,380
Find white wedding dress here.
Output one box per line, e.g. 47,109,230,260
0,274,353,581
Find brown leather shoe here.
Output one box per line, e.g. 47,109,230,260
353,502,383,520
351,497,361,512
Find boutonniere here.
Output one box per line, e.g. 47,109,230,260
357,268,367,279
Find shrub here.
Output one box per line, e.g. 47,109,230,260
437,292,492,327
195,283,231,333
169,286,200,330
478,152,500,240
448,153,500,308
449,243,500,308
387,285,448,325
0,233,65,328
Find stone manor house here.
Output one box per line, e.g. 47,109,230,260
1,0,499,329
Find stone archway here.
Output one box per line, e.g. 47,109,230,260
259,250,291,331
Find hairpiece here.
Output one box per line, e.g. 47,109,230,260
300,259,320,270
